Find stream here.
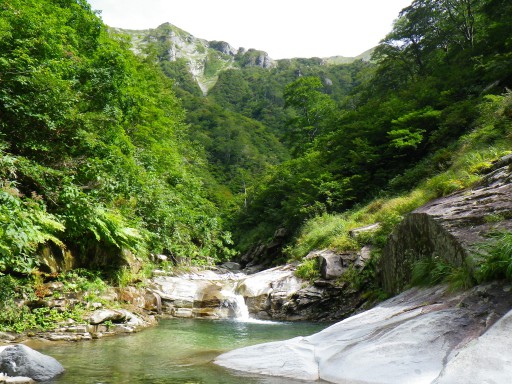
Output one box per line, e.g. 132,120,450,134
30,318,329,384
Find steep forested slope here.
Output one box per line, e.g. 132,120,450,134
231,0,512,258
0,0,233,274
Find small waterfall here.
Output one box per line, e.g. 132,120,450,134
220,286,250,321
231,294,250,321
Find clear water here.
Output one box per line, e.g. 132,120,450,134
32,319,330,384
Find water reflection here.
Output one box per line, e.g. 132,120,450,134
32,318,330,384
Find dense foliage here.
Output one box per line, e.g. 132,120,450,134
231,0,512,255
2,0,511,279
0,0,233,274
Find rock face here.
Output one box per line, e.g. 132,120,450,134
88,309,126,325
0,345,64,382
382,155,512,293
122,23,276,94
215,283,512,383
149,270,245,319
147,265,355,321
236,266,303,319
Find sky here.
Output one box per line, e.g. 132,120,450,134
87,0,412,59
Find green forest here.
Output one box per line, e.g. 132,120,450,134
1,0,511,309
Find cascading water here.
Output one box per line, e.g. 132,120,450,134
220,285,251,321
231,294,250,321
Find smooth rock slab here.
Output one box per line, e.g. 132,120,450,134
0,345,64,382
434,308,512,384
215,285,512,384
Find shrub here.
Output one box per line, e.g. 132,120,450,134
294,257,320,281
475,232,512,283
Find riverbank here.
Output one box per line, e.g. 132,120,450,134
0,263,355,345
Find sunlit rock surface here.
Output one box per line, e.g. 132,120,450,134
215,283,512,384
148,265,354,321
382,155,512,293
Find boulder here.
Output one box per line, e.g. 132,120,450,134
237,266,302,317
381,156,512,293
308,250,357,280
88,309,126,325
219,262,241,271
0,345,64,382
116,287,146,308
149,271,245,318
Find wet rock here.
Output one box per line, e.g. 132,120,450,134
0,345,64,382
237,266,301,317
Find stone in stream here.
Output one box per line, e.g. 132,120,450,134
0,345,64,382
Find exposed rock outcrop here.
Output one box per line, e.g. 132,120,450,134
146,265,357,322
209,40,238,56
215,282,512,383
382,155,512,293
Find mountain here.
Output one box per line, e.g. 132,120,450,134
117,22,372,94
117,23,276,94
115,22,372,206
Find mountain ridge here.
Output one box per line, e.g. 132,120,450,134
116,22,372,93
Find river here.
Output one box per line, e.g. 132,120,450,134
31,318,329,383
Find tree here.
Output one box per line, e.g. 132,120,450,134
283,76,336,153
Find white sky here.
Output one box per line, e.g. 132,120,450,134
87,0,412,59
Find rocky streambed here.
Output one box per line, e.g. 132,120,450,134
0,261,356,346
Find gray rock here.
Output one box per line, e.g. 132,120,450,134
215,283,512,383
319,252,345,280
381,156,512,293
220,262,241,271
88,309,126,325
0,345,64,382
209,40,237,56
355,245,372,268
313,250,354,280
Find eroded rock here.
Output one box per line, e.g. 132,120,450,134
88,309,126,325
